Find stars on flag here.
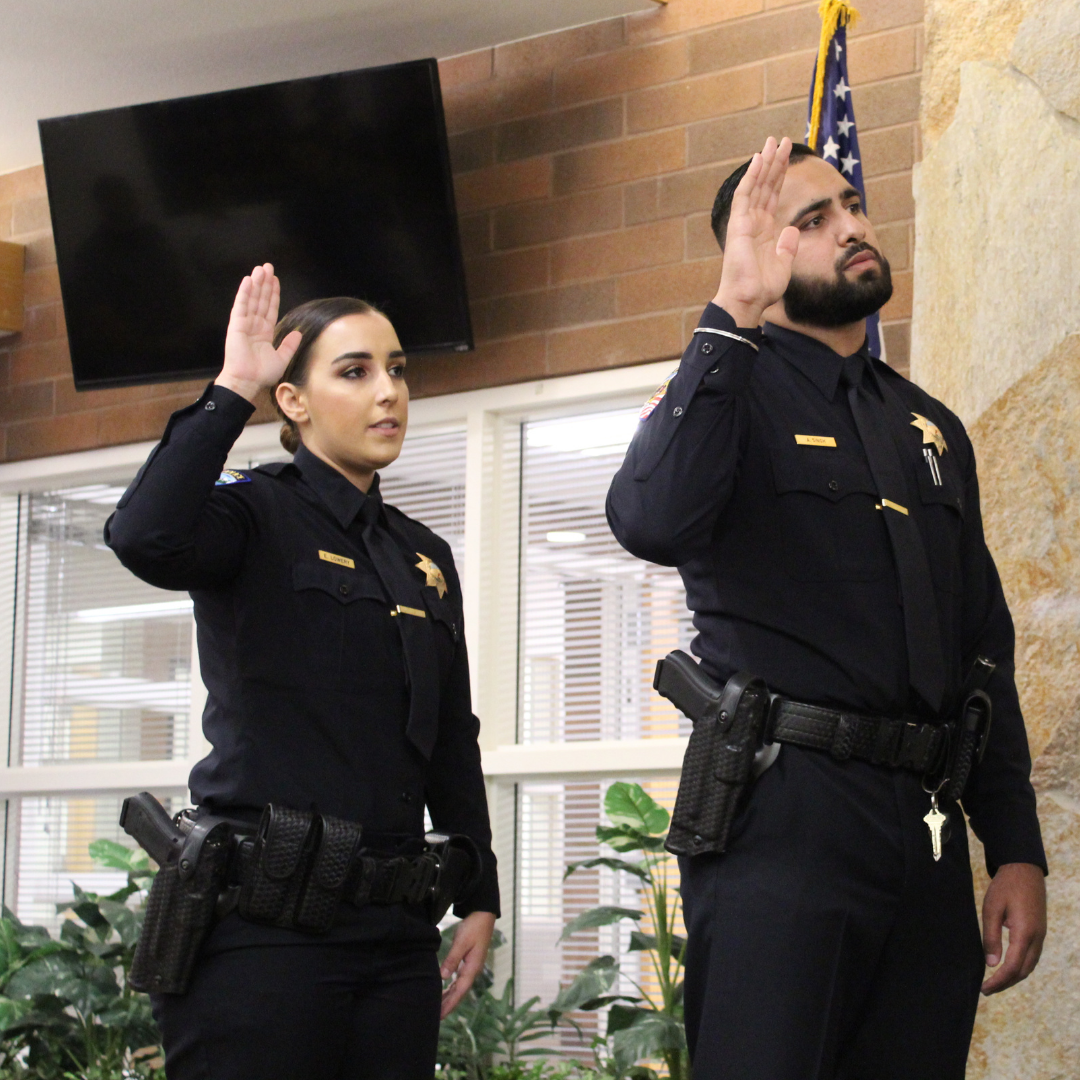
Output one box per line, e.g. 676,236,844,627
833,76,851,100
837,116,854,138
840,152,860,175
821,135,840,161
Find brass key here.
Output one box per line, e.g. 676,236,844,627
923,793,947,862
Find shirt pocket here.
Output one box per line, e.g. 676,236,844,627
420,589,461,688
770,448,894,583
290,562,390,686
916,459,965,593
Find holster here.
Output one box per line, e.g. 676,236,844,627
130,816,231,995
943,688,993,802
666,671,771,857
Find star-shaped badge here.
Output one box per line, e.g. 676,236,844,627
415,553,447,599
911,413,947,456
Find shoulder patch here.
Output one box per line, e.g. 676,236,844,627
639,367,679,421
215,469,252,486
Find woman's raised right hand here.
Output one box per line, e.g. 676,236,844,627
215,264,303,403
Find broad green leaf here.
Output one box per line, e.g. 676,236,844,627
558,906,641,942
628,930,687,956
88,838,149,874
563,857,651,883
595,825,666,853
0,994,28,1033
612,1011,686,1072
97,899,139,948
607,1003,650,1036
546,956,619,1017
605,783,670,835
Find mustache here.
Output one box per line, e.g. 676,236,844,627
837,242,883,272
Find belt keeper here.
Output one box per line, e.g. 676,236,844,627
830,715,856,761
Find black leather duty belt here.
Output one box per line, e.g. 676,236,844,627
768,699,948,774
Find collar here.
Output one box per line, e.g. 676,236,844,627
762,322,872,401
291,444,382,530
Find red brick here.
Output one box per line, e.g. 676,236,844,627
23,264,61,306
4,410,99,461
764,50,817,104
859,125,915,178
617,257,724,317
23,233,56,271
458,212,493,258
551,219,685,284
495,20,626,80
410,334,547,397
553,130,685,195
21,303,60,345
0,379,54,423
482,279,617,338
443,73,552,135
455,158,552,214
848,0,923,37
688,7,820,75
627,0,765,46
0,351,9,388
848,28,918,86
465,248,550,300
624,162,731,225
9,340,70,383
849,76,920,131
874,221,910,272
439,49,493,90
11,196,51,237
628,66,763,133
547,312,683,375
881,319,910,375
915,25,925,71
0,204,11,241
864,173,914,224
686,212,721,259
880,269,913,321
449,129,495,173
554,39,689,107
53,376,173,416
96,395,199,447
494,187,622,249
0,166,45,204
688,100,805,167
496,99,624,162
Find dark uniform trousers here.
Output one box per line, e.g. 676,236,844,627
680,746,984,1080
151,908,443,1080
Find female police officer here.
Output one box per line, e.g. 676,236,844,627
106,264,498,1079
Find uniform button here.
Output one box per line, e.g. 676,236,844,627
709,366,719,374
828,480,839,491
673,406,684,417
338,584,350,596
204,401,216,411
400,791,415,804
701,342,714,355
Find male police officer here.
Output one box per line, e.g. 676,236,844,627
606,137,1047,1079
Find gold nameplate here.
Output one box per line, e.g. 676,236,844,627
881,499,909,516
319,550,355,569
794,434,837,447
391,605,426,618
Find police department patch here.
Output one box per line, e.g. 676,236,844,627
639,368,679,421
215,470,252,486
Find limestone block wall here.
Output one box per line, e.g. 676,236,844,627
911,1,1080,1075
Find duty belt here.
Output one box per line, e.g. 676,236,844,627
767,698,947,773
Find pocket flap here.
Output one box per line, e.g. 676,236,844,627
770,448,876,501
916,465,965,517
259,805,316,880
292,561,386,604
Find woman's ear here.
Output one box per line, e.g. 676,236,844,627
276,382,308,426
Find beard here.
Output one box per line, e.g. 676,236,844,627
782,243,893,328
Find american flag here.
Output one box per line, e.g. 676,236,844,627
805,2,882,359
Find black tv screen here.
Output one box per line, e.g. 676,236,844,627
39,59,472,390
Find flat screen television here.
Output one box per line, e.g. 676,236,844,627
39,59,471,390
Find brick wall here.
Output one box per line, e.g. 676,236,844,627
0,0,923,462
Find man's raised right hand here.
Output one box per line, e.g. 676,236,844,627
712,136,800,329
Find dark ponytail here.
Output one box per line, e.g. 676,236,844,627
272,296,384,453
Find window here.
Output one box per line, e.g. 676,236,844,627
0,359,688,1009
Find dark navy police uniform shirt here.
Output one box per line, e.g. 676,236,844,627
607,303,1045,876
106,382,499,917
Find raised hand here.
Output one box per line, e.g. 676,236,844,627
713,136,800,327
215,264,303,403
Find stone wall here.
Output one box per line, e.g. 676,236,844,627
0,0,924,461
911,1,1080,1075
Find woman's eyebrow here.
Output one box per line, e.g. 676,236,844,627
332,351,373,363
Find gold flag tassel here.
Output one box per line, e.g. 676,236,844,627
806,0,861,152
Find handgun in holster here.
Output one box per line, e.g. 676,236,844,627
121,793,234,995
656,651,772,857
941,656,995,803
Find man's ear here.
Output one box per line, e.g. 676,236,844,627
276,382,308,425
